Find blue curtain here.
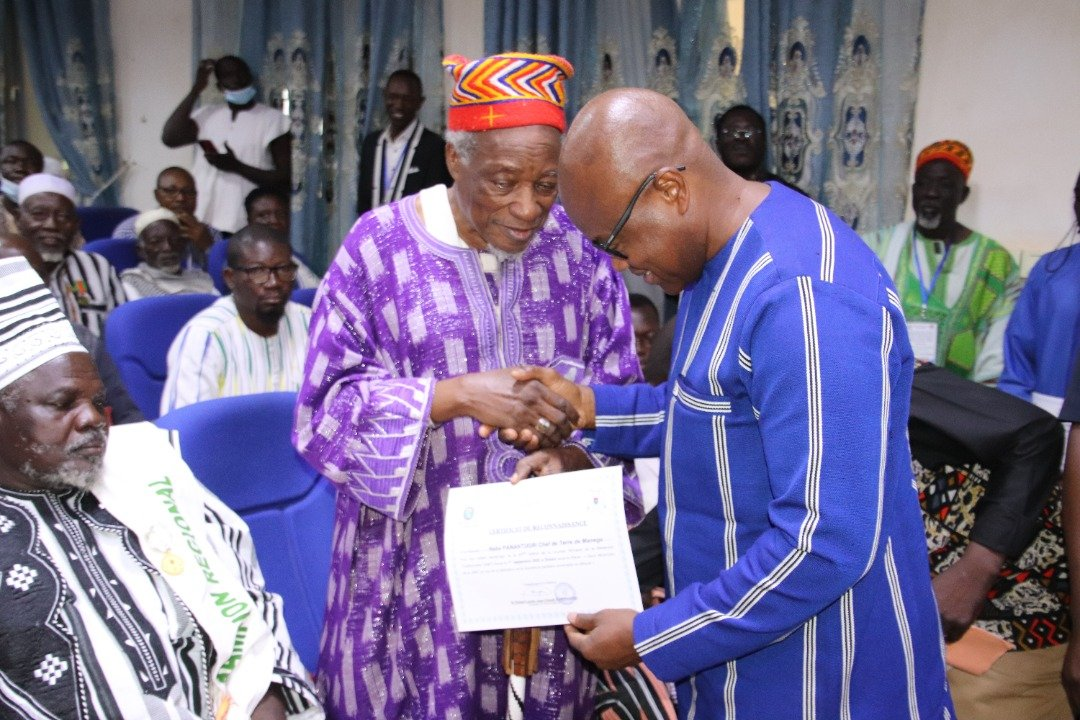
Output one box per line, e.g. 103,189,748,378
677,0,744,142
194,0,444,272
13,0,122,205
239,2,331,272
742,0,925,231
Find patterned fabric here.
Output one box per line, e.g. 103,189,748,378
0,257,85,390
917,462,1070,651
45,249,128,337
863,222,1020,381
160,296,311,414
120,263,218,300
589,183,952,718
293,186,641,719
0,426,321,719
999,244,1080,415
442,53,574,132
916,139,974,180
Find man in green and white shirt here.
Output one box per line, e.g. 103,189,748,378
862,139,1020,383
161,225,311,414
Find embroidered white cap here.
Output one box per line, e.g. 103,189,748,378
0,256,86,390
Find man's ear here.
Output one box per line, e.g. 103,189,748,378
446,143,462,183
223,266,235,293
655,167,688,212
959,184,971,205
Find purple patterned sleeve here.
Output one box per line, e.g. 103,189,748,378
293,221,433,522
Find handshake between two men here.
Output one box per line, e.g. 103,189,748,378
429,365,595,480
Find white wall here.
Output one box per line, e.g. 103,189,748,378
913,0,1080,269
109,0,195,210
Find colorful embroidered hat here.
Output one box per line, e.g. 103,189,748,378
442,52,575,133
915,139,973,180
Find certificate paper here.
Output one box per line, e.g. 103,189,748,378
444,465,643,632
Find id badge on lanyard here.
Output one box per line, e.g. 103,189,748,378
910,230,948,363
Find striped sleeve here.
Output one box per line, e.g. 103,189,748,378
633,277,897,679
587,381,669,459
199,493,322,715
161,318,227,414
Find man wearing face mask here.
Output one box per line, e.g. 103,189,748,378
162,56,291,234
1,140,45,236
862,140,1020,382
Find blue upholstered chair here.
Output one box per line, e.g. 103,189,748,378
103,294,217,420
155,392,335,673
84,237,140,273
76,206,138,242
290,287,318,307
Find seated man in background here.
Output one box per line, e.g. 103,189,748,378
1,139,44,235
243,186,320,288
160,224,311,414
0,234,142,424
113,166,223,268
0,256,322,719
998,168,1080,415
628,293,660,370
15,173,126,335
121,208,218,299
863,140,1020,382
911,363,1068,719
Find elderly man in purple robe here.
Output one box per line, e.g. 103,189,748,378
293,52,643,719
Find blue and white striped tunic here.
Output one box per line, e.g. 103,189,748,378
588,183,953,719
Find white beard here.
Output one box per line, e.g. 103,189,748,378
39,250,64,263
915,211,941,231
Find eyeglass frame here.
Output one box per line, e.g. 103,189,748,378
155,185,197,198
228,262,299,285
718,127,763,139
593,165,686,261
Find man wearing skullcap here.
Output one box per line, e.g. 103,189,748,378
0,256,323,719
293,52,640,719
15,172,127,336
112,167,225,269
862,140,1020,382
120,208,218,300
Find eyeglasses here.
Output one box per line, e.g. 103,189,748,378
593,165,686,261
230,262,298,284
719,128,763,139
156,186,197,198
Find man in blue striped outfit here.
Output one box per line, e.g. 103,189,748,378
513,89,953,718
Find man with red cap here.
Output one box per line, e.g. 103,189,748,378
293,53,641,719
862,140,1020,382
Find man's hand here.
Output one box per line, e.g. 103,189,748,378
932,542,1004,643
194,58,216,93
510,445,593,483
432,368,578,448
204,141,242,173
175,212,214,253
565,609,641,670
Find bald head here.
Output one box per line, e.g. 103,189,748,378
562,89,707,203
559,88,766,294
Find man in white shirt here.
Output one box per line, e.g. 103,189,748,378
356,69,452,216
162,56,291,233
161,224,311,414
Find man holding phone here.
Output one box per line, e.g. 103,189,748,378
162,56,291,234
